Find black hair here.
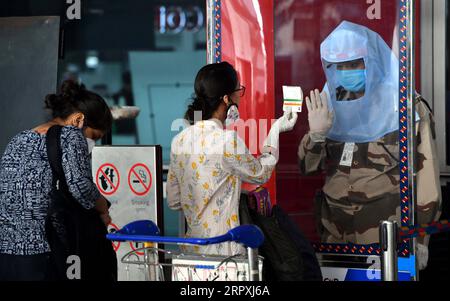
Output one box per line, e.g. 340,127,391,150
185,61,238,124
45,80,113,133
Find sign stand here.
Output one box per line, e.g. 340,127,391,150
92,145,164,281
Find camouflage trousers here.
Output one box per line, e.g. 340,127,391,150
314,190,401,244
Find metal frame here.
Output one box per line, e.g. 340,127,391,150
398,0,417,260
427,0,448,175
407,0,418,268
120,246,262,281
107,221,264,281
380,221,399,281
313,0,417,264
207,0,221,64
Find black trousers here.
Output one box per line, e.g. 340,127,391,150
0,253,53,281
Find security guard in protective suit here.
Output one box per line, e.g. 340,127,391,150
298,21,441,270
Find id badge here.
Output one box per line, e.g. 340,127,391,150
339,142,355,167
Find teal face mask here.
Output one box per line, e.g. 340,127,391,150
336,69,366,92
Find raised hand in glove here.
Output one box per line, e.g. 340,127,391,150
262,107,298,160
305,89,334,142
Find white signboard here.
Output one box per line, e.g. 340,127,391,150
92,146,163,281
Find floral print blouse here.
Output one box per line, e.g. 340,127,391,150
167,120,276,256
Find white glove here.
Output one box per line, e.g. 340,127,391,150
305,89,334,142
416,243,429,271
262,108,298,159
275,107,299,134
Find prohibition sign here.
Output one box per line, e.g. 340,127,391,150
108,223,121,252
96,163,120,195
128,163,152,196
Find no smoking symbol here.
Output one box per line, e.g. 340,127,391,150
128,163,152,196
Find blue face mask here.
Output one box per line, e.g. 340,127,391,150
335,69,366,92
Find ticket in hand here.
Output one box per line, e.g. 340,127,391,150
282,86,303,113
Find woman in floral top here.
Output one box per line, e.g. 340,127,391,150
167,62,298,255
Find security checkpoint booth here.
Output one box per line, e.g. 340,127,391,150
205,0,439,281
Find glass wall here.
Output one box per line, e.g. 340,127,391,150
274,0,401,244
60,1,205,239
59,0,206,166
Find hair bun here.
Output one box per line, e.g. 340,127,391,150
44,80,86,113
60,79,86,101
191,96,206,111
44,93,61,111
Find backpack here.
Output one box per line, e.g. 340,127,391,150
240,192,322,281
45,125,117,281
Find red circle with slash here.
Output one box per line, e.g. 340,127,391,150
128,163,152,196
96,163,120,195
108,223,121,252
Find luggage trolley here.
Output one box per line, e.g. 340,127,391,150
107,220,264,281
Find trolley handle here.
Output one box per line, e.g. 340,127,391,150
107,220,264,249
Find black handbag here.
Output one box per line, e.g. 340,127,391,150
239,192,322,281
45,125,117,281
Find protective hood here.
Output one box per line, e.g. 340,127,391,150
320,20,399,143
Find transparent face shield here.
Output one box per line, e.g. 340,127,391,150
320,21,400,143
